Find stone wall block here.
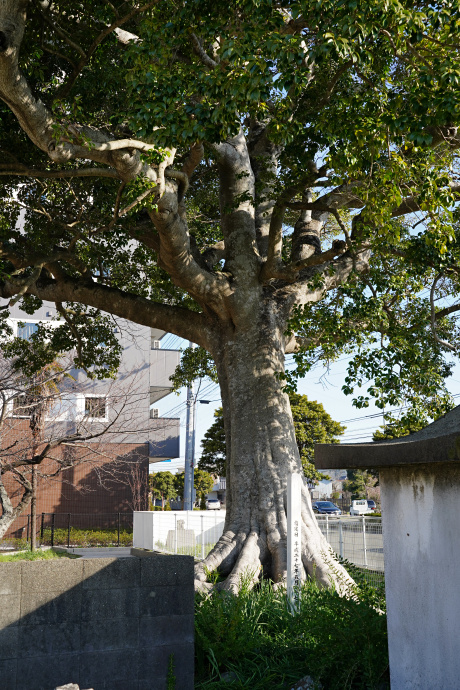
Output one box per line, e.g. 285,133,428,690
15,653,80,690
0,555,193,689
18,622,80,658
80,619,139,652
139,613,194,647
82,557,140,589
0,659,17,690
139,584,194,617
79,650,140,688
21,560,84,592
0,627,19,660
0,594,20,627
20,588,82,625
80,587,140,621
138,642,194,690
138,552,194,586
0,563,21,594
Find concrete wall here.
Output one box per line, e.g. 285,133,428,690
0,554,194,690
380,462,460,690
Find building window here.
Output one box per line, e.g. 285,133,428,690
12,393,37,417
17,322,39,340
84,396,107,419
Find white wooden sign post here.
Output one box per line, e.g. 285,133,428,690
287,472,302,613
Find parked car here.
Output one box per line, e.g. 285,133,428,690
312,501,341,517
349,499,369,516
206,499,221,510
366,499,377,511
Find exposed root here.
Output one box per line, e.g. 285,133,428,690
194,579,213,594
219,531,264,593
194,510,355,597
194,528,247,581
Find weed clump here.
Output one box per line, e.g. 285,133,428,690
195,569,388,690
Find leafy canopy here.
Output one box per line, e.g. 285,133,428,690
1,1,460,426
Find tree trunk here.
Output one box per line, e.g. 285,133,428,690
0,472,33,540
195,301,353,593
30,465,37,551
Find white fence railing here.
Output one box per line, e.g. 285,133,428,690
133,510,225,559
316,516,383,573
133,512,383,573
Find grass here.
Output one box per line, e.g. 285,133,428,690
195,565,389,690
0,548,79,562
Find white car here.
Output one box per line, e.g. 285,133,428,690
349,499,369,516
206,499,221,510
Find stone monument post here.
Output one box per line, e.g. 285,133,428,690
315,406,460,690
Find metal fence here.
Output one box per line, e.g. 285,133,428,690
2,512,133,548
3,510,384,584
316,515,384,586
133,511,384,584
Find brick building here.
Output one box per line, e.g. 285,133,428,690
0,301,180,532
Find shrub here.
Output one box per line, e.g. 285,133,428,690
40,527,133,547
195,571,389,690
0,537,30,551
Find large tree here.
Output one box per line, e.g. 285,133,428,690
199,395,344,481
1,1,460,591
174,468,214,505
149,470,176,510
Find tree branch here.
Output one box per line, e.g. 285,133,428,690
0,166,120,179
211,130,260,280
430,274,458,353
0,274,213,349
0,6,158,182
261,169,322,281
181,142,204,179
147,184,232,318
190,33,218,69
55,1,160,99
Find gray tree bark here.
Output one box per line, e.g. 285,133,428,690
192,297,353,592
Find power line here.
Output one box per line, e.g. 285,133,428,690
338,392,460,425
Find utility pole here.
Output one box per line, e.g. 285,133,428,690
183,343,196,511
